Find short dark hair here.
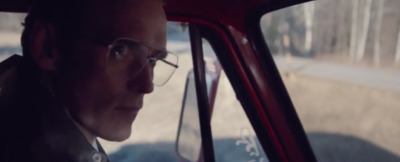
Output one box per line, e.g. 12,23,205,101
21,0,87,62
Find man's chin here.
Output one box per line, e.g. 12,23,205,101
96,113,138,141
99,127,132,142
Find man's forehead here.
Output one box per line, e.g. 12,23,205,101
83,0,165,25
84,0,164,13
80,0,166,40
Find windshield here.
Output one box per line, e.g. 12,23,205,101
261,0,400,161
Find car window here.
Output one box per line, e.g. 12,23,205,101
261,0,400,161
0,12,25,60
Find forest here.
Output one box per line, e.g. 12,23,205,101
261,0,400,68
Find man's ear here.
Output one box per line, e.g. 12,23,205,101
30,21,60,71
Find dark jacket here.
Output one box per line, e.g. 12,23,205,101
0,55,109,162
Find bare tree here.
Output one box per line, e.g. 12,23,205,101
373,0,385,67
333,0,351,55
303,2,315,55
356,0,373,62
349,0,359,61
395,26,400,66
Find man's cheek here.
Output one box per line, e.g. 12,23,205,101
91,77,126,106
108,74,130,93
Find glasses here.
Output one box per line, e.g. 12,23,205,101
103,38,178,86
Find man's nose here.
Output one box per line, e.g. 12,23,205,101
132,63,154,94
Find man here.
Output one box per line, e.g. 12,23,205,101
0,0,176,161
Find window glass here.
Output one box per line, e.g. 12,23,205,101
261,1,400,161
0,12,25,61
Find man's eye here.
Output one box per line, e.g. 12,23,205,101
110,44,129,60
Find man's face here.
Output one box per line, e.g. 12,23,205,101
57,0,167,141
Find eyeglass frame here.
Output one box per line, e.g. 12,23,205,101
104,37,178,68
87,37,179,86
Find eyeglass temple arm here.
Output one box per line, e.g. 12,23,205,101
160,59,178,68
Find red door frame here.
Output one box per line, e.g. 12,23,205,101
166,0,317,161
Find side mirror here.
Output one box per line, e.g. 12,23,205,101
175,61,221,162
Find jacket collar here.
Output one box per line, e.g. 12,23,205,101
32,104,110,162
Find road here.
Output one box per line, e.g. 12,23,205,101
273,55,400,92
